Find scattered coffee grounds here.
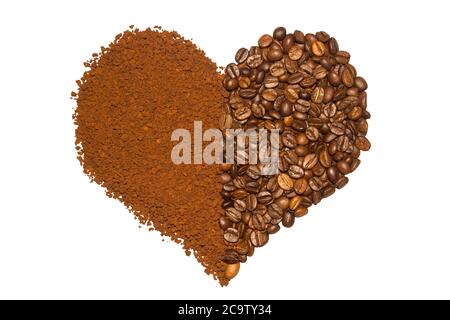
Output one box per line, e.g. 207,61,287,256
219,27,370,269
72,27,231,285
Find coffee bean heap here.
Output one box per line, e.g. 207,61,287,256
219,27,371,272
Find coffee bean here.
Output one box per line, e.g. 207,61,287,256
315,31,330,42
342,66,355,87
267,224,280,234
235,47,249,64
257,191,273,204
319,149,332,168
336,160,351,174
247,54,263,68
245,181,260,193
326,166,339,184
305,127,320,141
270,61,285,77
223,249,240,264
225,207,242,223
288,44,303,60
311,41,326,56
355,136,371,151
312,191,322,205
282,211,295,228
246,194,257,211
288,165,304,179
330,122,346,135
219,216,232,230
354,76,368,91
277,173,294,190
267,203,283,219
224,77,239,91
292,120,307,132
336,135,350,152
233,199,247,212
294,178,309,194
336,176,349,189
234,106,252,121
335,51,350,64
268,46,284,61
303,153,319,170
239,88,258,99
239,76,251,89
311,87,325,103
264,75,279,89
299,196,313,207
225,263,240,279
258,34,273,48
250,214,266,231
289,195,301,211
322,88,335,104
273,27,287,41
294,206,308,217
308,176,322,191
350,158,361,172
293,30,305,43
328,37,339,54
328,71,341,86
232,189,248,200
348,106,363,120
224,228,240,243
281,130,296,148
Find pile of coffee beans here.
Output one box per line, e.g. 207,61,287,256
219,27,370,273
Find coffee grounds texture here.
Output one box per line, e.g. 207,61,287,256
73,27,231,285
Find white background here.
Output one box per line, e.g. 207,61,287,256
1,0,449,300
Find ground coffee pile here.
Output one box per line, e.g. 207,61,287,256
73,27,231,285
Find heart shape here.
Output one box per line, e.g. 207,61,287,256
73,26,370,286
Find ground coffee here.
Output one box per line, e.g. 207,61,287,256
73,27,231,285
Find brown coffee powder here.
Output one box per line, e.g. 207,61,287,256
73,27,231,285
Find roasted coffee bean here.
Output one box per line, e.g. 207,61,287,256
308,175,323,191
224,228,240,243
350,158,361,172
336,160,351,174
219,216,232,230
348,106,363,120
250,214,266,231
245,181,260,193
277,173,294,190
223,249,240,264
235,47,249,64
336,135,350,152
289,195,301,211
239,76,251,89
342,66,355,87
266,203,283,219
299,196,313,207
288,44,303,61
225,63,240,79
246,194,257,211
330,122,346,135
336,176,349,189
268,46,284,61
232,189,248,200
225,207,242,223
292,120,307,132
311,87,325,103
326,166,339,183
335,51,351,64
288,165,304,179
233,199,247,212
281,130,296,148
312,191,322,205
247,54,263,68
354,76,368,91
275,196,290,210
258,34,273,48
273,26,287,41
294,206,308,218
311,41,326,56
233,176,246,189
282,211,295,228
250,230,269,247
294,178,309,194
293,30,305,43
224,77,239,91
270,61,285,77
355,136,371,151
303,153,319,170
267,224,280,234
305,127,320,141
239,88,258,99
257,191,273,204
